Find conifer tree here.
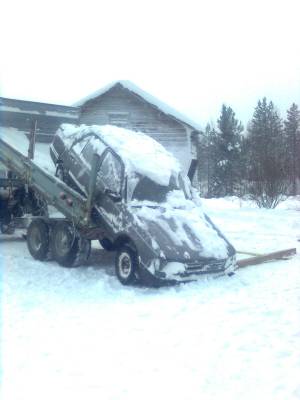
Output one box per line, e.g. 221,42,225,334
196,123,218,197
210,105,243,196
247,98,287,208
284,103,300,194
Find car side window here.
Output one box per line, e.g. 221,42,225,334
82,137,106,164
98,151,123,194
72,136,91,155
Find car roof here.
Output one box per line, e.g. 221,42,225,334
59,124,181,186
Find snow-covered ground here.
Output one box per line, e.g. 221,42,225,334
1,196,300,400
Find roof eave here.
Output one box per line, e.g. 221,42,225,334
74,80,202,132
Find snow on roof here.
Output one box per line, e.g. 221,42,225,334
59,124,182,186
0,96,78,117
73,80,202,131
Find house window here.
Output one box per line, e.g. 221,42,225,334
108,112,129,127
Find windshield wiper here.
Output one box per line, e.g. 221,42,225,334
130,204,159,209
130,203,167,211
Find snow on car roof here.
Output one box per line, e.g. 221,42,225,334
59,124,182,186
73,80,202,132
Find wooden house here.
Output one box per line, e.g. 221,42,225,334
75,81,201,177
0,81,201,179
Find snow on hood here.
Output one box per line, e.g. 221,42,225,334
58,124,181,186
130,190,230,260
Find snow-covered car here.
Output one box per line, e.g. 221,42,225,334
50,124,237,285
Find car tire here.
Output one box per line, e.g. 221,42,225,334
99,238,116,252
115,246,138,285
27,218,50,261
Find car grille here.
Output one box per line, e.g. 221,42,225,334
185,259,226,274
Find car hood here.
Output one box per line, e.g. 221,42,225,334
130,203,234,261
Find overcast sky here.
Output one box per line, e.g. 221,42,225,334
1,0,300,126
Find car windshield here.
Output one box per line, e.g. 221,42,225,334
129,173,192,204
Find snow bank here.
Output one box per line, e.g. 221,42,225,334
59,124,181,186
202,196,300,254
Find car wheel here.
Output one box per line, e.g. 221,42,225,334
99,238,116,251
115,246,138,285
27,218,50,260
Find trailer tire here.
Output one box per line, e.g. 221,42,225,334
27,219,50,261
77,238,92,265
51,221,90,267
51,221,79,267
1,223,15,235
115,246,138,285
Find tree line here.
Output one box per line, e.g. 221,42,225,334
196,99,300,208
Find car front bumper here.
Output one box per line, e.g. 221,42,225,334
144,254,238,284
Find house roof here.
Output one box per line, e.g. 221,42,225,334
74,80,202,132
0,96,78,119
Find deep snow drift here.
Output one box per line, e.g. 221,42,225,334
1,197,300,400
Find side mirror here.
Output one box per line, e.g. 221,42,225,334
105,188,122,202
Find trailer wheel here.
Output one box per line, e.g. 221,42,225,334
76,238,91,265
27,219,50,261
1,223,15,234
51,221,79,267
51,221,90,267
115,246,138,285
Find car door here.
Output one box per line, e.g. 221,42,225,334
96,149,125,229
79,136,107,193
66,135,92,191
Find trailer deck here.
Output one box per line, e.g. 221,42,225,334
0,129,96,229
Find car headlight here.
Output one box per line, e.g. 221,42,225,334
149,258,167,272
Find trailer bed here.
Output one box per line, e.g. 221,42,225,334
1,128,55,173
0,128,95,229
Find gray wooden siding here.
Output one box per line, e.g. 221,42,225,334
0,97,79,143
79,86,188,145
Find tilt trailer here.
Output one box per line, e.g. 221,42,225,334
0,133,100,265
